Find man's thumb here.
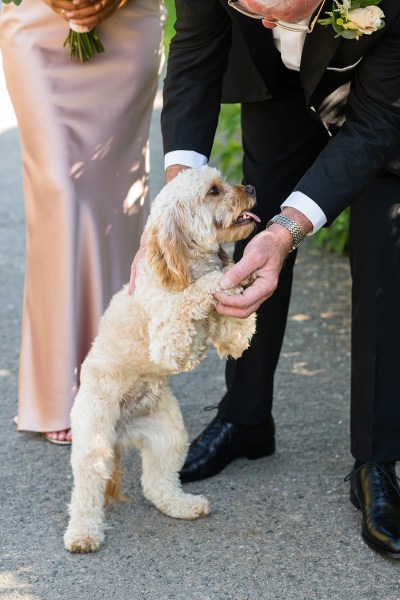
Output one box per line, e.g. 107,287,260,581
220,264,248,290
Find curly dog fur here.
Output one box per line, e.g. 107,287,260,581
64,167,258,553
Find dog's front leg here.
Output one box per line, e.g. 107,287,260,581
64,383,121,553
208,311,257,359
149,271,223,371
133,387,209,520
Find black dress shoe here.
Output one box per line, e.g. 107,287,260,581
347,462,400,559
180,416,275,483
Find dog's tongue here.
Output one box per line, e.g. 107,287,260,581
238,211,261,223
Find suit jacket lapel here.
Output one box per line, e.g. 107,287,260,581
300,0,342,104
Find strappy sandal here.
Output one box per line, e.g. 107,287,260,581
43,431,72,445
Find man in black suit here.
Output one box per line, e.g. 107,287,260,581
159,0,400,557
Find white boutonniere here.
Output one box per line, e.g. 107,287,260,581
318,0,385,40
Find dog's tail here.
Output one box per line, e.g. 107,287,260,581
103,444,129,507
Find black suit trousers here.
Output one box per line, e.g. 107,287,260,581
349,174,400,462
218,72,329,425
217,71,400,462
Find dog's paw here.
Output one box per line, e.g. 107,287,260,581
171,493,210,520
64,528,104,554
220,267,257,293
158,493,210,520
240,272,257,288
222,284,244,296
215,339,248,359
197,271,224,294
221,272,257,295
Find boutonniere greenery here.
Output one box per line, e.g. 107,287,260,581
318,0,385,40
1,0,104,63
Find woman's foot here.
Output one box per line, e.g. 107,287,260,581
13,417,71,444
43,429,72,445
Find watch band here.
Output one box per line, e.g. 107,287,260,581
266,214,304,251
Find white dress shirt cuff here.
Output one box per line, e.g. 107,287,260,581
281,191,327,234
165,150,208,170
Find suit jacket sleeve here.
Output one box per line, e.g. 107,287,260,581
161,0,232,159
296,15,400,225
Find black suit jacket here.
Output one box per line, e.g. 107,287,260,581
162,0,400,224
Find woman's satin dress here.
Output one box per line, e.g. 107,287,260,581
0,0,165,432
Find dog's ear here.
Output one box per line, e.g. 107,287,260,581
146,218,191,292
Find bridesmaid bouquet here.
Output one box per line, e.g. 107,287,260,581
1,0,104,63
63,22,104,63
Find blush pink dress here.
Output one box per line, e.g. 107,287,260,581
0,0,165,432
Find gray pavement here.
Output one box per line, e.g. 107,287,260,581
1,62,400,600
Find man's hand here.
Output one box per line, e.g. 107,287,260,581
214,229,289,317
214,207,313,318
128,231,147,295
165,164,190,183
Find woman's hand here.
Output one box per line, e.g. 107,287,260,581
41,0,80,22
42,0,126,27
68,0,127,28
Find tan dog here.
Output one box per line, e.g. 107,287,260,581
64,166,259,553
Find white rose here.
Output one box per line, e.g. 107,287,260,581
345,6,384,34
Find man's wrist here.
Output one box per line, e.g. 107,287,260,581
280,207,313,236
265,208,313,254
281,194,326,233
262,223,295,257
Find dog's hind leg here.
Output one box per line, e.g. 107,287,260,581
133,388,210,520
64,383,121,553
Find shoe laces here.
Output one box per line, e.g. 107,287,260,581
192,407,219,443
345,462,400,502
195,415,223,442
194,415,236,447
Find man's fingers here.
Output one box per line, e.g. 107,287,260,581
165,164,190,183
128,262,137,295
215,304,263,318
128,254,141,295
215,277,272,308
220,260,255,290
214,267,279,318
128,239,147,296
215,296,266,318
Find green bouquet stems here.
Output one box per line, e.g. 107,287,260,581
63,28,105,63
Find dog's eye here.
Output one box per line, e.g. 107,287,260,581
208,186,220,195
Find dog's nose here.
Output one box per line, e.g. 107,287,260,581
245,185,255,195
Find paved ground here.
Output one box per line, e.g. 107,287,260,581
1,54,400,600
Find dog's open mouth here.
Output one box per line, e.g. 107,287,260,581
233,211,261,226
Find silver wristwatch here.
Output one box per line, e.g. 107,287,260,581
266,214,304,251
